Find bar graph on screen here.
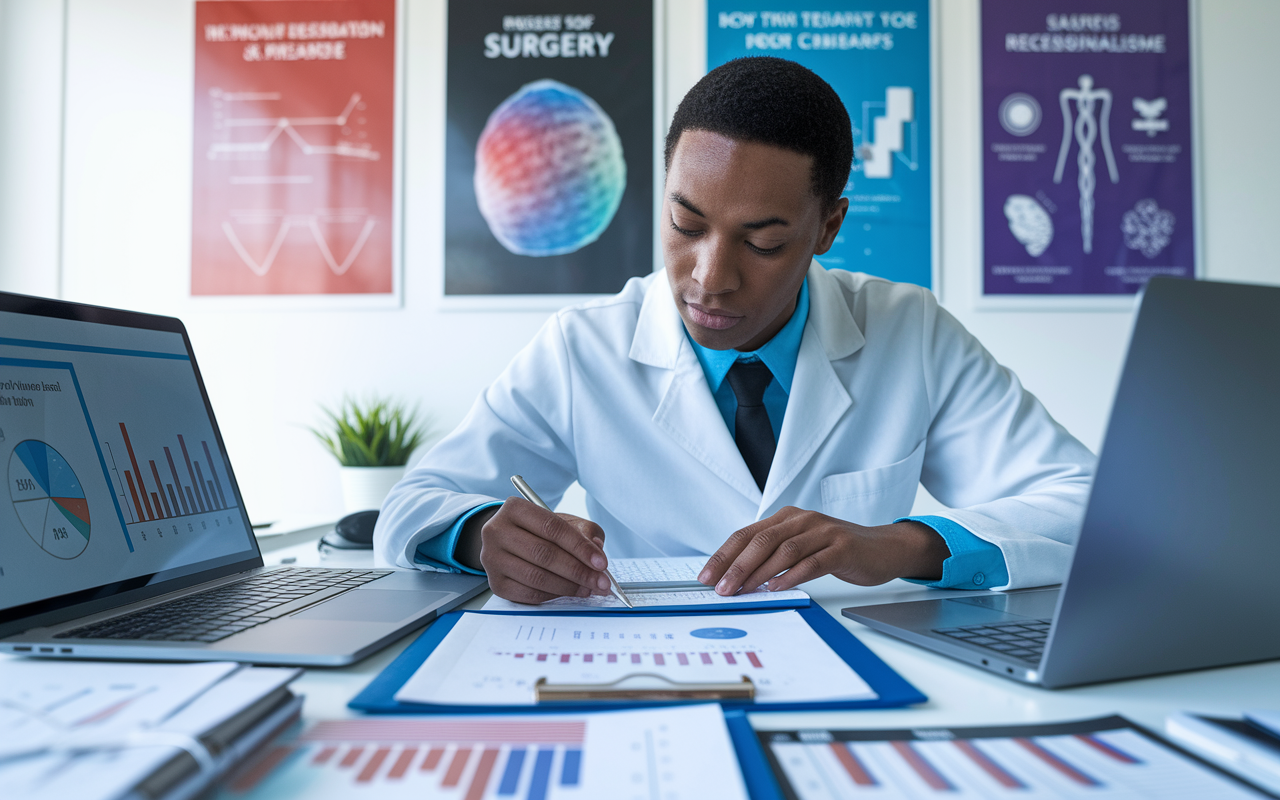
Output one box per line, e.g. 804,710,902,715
103,422,236,527
219,705,748,800
760,716,1268,799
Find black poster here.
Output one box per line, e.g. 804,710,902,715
445,3,655,296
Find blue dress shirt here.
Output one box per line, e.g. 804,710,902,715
419,277,1009,589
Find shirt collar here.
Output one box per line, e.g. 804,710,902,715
686,278,810,395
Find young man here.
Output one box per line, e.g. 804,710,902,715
374,58,1095,604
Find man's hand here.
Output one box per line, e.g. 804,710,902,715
697,507,950,595
457,497,613,604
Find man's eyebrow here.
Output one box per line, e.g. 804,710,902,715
670,193,789,230
742,217,788,230
669,193,704,217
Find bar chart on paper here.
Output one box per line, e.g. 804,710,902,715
761,717,1269,799
394,611,877,706
220,705,749,800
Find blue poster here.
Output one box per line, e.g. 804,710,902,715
707,3,933,288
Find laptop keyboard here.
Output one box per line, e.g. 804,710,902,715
932,620,1052,662
55,567,392,643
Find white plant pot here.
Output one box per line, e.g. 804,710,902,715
339,466,405,514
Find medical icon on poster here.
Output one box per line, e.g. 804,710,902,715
858,87,917,179
1004,195,1054,257
474,80,626,258
1054,75,1119,255
1132,97,1169,136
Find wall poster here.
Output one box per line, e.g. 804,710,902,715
982,1,1197,300
707,1,936,291
192,0,400,303
444,3,656,300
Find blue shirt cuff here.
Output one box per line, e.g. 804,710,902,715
413,502,500,575
898,515,1010,590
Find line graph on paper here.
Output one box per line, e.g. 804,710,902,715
206,89,380,162
191,2,396,297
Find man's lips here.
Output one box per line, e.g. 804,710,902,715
684,300,743,331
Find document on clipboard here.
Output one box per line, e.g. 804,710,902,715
481,556,810,612
392,610,877,707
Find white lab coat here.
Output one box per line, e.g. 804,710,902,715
375,262,1096,590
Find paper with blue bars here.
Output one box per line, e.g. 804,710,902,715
217,704,748,800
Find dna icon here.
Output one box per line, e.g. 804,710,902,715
1053,75,1119,254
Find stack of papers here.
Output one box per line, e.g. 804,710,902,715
0,660,302,800
481,556,810,612
1166,710,1280,796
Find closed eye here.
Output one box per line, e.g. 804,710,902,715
746,241,785,255
669,219,703,237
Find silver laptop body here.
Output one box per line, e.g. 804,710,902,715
844,277,1280,688
0,292,485,666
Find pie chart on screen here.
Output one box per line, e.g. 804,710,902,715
9,440,91,559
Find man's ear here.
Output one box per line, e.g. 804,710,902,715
813,197,849,255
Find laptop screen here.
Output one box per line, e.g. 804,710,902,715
0,298,259,622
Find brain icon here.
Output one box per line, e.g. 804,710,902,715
1121,199,1175,259
474,80,626,257
1003,195,1054,257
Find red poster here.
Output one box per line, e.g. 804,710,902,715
192,0,397,296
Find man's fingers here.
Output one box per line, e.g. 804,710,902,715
735,533,828,594
502,528,610,594
762,552,830,592
490,573,584,605
507,498,609,571
713,517,812,595
699,522,769,585
488,546,596,598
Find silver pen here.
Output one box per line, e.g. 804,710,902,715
510,475,634,608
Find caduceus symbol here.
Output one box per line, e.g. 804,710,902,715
1054,75,1119,254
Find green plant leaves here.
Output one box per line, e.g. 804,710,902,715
310,397,434,467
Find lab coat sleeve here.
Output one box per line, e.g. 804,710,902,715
373,313,580,569
917,295,1097,590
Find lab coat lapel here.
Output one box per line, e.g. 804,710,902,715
631,273,764,503
761,262,864,510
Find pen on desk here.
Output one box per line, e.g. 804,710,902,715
510,474,635,608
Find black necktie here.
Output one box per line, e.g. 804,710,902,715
726,360,776,490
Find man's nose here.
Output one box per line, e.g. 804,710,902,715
690,236,739,294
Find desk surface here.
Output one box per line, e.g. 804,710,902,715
267,539,1280,734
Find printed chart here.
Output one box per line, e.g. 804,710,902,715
762,718,1266,799
395,611,876,706
9,440,91,559
221,705,749,800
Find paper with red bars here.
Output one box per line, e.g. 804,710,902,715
219,704,749,800
394,610,876,706
192,0,396,296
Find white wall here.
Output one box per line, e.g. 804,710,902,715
1,0,1277,523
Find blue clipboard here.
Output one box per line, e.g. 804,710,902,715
724,709,786,800
349,603,926,714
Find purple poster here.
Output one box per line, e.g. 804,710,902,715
982,1,1196,296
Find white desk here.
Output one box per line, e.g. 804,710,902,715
265,537,1280,737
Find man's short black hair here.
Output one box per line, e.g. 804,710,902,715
664,56,852,207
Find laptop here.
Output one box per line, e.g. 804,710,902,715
0,291,485,666
843,277,1280,688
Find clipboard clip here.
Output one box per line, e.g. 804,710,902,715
533,673,756,703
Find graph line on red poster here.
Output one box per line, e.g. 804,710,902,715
222,213,377,276
207,89,379,161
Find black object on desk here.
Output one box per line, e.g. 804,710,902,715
320,510,379,550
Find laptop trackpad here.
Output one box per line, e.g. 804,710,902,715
946,589,1060,620
293,590,453,622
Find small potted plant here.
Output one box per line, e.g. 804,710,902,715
311,397,433,512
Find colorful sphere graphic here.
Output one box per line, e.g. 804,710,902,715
474,80,626,257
